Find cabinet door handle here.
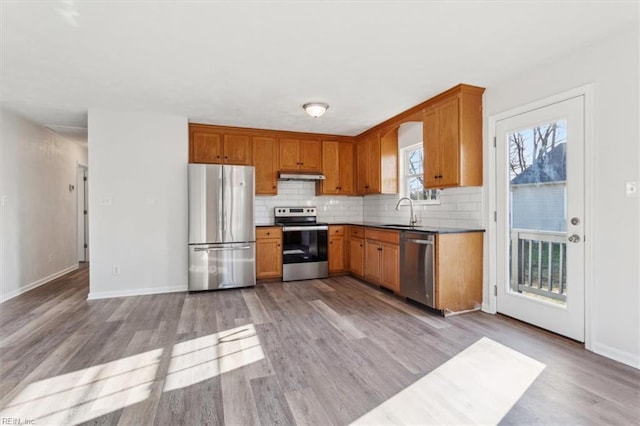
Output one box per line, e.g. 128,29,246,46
434,175,439,179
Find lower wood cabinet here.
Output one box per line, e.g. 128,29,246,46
351,226,483,314
256,227,282,279
349,226,365,277
328,225,346,273
435,232,483,313
363,228,400,292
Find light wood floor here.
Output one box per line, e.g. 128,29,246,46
1,266,638,425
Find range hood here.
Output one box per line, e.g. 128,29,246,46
278,172,326,181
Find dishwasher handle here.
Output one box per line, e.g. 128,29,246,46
404,238,434,245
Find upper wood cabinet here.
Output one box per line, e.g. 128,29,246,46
356,130,397,195
253,136,278,195
423,84,484,189
319,141,354,195
279,138,322,172
223,134,252,165
189,125,251,165
191,128,222,163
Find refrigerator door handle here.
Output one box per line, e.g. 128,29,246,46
194,246,252,252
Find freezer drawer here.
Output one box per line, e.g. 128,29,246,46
188,242,256,291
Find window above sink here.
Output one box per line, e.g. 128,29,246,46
399,137,440,205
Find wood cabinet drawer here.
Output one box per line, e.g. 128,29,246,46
365,228,399,245
256,227,282,239
350,226,364,238
329,225,345,236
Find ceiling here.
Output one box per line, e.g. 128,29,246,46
1,1,637,140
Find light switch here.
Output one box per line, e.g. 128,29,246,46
626,181,639,198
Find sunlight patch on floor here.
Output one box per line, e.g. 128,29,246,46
351,337,545,425
163,323,264,392
0,324,266,424
0,348,163,425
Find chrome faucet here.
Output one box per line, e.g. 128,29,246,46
395,197,417,226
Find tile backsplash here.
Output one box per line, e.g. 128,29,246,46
256,181,482,229
255,181,363,225
363,186,483,229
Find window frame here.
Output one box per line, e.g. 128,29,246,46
399,142,440,205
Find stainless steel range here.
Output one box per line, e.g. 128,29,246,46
274,207,328,281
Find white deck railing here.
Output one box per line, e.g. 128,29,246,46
510,229,567,302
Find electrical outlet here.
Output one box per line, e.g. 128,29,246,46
625,181,639,198
112,265,120,275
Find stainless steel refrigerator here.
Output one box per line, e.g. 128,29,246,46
188,164,256,291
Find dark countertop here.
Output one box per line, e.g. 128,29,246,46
257,222,484,234
334,222,484,234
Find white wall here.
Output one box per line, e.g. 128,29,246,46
1,108,88,302
88,109,188,299
484,23,640,367
256,181,363,225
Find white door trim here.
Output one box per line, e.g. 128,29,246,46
486,84,594,350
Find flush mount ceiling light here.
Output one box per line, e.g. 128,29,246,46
303,102,329,118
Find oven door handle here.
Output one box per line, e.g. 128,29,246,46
282,225,328,232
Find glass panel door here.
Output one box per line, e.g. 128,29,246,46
496,96,585,342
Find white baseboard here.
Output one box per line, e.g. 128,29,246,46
87,285,187,300
1,264,79,303
591,341,640,369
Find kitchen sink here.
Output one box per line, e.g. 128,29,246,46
380,224,416,228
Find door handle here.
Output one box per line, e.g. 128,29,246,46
571,217,580,225
568,234,580,243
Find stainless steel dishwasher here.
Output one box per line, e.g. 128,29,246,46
400,231,435,308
